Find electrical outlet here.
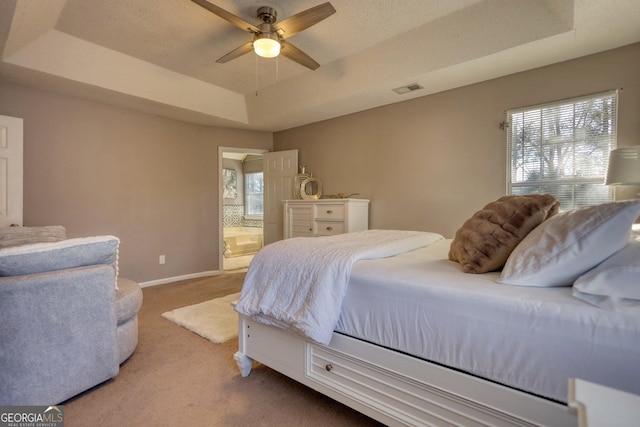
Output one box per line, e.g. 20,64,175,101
159,255,165,265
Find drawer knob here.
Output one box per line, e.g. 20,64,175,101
325,363,333,372
326,226,333,231
326,210,333,214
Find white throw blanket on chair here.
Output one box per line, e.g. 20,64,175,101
235,229,443,344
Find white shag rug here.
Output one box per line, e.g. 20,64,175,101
162,292,241,344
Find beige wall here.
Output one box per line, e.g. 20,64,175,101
1,43,638,281
274,43,640,238
0,82,272,282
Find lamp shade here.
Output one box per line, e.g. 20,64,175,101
605,146,640,185
253,34,280,58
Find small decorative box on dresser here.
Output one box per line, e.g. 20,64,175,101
283,199,370,239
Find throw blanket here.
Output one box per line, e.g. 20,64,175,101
235,230,443,344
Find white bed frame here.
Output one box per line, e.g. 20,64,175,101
234,315,577,427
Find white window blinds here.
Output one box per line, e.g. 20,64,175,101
244,172,264,216
506,90,618,210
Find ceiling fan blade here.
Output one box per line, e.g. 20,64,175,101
191,0,260,33
276,2,336,39
216,42,254,63
280,41,320,70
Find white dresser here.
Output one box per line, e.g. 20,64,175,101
283,199,369,239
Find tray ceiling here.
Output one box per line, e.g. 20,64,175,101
1,0,639,131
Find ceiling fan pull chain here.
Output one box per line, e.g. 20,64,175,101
255,54,258,96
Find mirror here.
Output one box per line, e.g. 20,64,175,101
301,178,322,200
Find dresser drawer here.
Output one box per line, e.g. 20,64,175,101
291,223,314,237
314,204,345,220
314,221,345,236
283,199,369,239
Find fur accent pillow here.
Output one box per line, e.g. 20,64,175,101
448,195,559,273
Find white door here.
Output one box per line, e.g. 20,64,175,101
0,115,24,228
263,150,298,245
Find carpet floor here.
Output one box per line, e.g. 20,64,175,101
62,273,383,427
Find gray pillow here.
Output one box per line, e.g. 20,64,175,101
0,225,66,248
0,236,119,286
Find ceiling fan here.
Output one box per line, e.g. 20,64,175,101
191,0,336,70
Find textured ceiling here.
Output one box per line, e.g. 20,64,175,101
1,0,639,131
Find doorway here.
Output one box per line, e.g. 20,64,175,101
0,115,23,227
219,147,267,272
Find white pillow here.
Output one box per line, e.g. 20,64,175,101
498,200,640,287
572,238,640,315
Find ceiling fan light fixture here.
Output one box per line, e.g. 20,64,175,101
254,33,281,58
192,1,336,69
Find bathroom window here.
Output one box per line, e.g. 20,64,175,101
245,172,264,217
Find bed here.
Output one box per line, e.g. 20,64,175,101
233,198,640,426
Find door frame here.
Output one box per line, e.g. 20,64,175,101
0,115,24,227
218,146,268,272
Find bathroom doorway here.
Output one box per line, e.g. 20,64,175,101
219,147,267,272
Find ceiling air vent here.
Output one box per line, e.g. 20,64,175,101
393,83,424,95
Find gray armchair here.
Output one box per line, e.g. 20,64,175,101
0,233,142,405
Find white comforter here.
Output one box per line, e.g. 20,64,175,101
235,229,443,344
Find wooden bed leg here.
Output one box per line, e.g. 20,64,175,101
234,351,253,377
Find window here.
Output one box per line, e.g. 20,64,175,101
506,90,618,210
244,172,263,217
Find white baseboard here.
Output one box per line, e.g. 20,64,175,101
139,270,222,288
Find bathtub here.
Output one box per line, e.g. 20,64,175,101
223,227,263,258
